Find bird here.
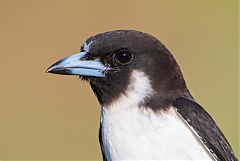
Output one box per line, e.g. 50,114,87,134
47,30,238,161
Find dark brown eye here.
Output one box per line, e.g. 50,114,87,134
114,49,133,65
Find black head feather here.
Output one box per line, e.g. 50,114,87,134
80,30,192,109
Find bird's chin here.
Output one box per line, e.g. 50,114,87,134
77,74,105,83
77,75,91,82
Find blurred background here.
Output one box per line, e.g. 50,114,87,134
0,0,238,160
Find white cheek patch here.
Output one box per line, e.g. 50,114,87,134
108,70,154,109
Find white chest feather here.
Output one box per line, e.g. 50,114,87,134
100,70,213,160
101,106,213,160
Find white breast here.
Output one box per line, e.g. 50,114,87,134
101,106,214,160
100,70,213,160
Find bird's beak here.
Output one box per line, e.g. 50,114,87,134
46,52,110,77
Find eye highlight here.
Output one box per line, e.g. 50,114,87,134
113,49,133,65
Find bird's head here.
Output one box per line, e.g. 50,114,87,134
47,30,191,110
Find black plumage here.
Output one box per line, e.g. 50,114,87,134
173,97,238,161
47,30,238,161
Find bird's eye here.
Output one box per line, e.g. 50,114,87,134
114,49,133,65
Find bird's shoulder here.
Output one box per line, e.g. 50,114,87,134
173,97,238,161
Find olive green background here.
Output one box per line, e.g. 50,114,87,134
0,0,239,160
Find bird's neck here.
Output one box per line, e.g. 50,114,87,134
92,69,192,111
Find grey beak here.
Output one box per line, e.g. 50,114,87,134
47,52,111,77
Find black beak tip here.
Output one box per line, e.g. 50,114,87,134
46,68,50,73
45,66,72,75
46,65,54,74
46,58,66,74
46,64,61,74
46,69,52,73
